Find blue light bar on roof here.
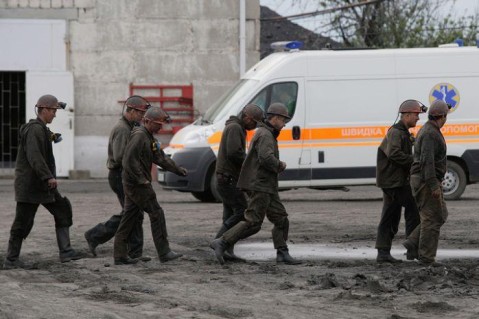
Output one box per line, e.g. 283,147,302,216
270,41,304,51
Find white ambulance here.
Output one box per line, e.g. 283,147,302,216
159,43,479,202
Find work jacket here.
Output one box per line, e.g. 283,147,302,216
376,121,414,189
122,126,184,185
15,118,56,203
215,116,246,179
237,121,283,194
107,116,136,170
410,121,447,191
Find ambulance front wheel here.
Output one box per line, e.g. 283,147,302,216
442,160,467,200
191,167,222,203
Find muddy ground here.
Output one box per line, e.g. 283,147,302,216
0,179,478,319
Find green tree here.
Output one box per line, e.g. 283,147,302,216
306,0,479,48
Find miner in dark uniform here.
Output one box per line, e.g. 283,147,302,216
3,94,85,269
211,103,301,265
84,96,151,261
375,100,426,263
405,100,450,265
212,104,264,261
113,106,187,265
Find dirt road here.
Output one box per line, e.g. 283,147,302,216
0,180,478,319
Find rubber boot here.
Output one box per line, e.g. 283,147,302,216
210,238,228,265
114,257,139,265
84,228,99,257
276,247,302,265
3,236,25,269
403,239,418,261
159,251,183,263
56,227,86,263
224,245,246,262
376,248,402,263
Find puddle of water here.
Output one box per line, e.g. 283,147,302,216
235,242,479,261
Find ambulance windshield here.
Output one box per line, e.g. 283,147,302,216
201,79,259,124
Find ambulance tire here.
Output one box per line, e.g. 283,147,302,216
442,160,467,201
191,166,222,203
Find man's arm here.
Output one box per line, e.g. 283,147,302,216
385,129,413,167
111,127,130,167
24,125,54,181
420,135,440,191
225,125,246,167
123,133,149,184
153,146,187,176
255,134,281,173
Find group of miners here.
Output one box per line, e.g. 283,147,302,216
2,93,450,269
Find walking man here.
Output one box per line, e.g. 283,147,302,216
211,103,301,265
406,100,450,265
113,106,187,265
85,96,151,260
375,100,426,263
213,104,264,261
3,94,84,269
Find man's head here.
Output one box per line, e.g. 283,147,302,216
266,103,291,131
241,104,264,130
35,94,65,124
428,100,450,128
398,99,427,128
124,95,151,123
143,106,171,134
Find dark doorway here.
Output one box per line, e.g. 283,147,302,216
0,71,26,168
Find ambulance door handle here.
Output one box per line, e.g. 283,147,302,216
292,126,301,140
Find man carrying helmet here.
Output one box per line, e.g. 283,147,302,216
405,100,450,266
113,106,187,265
85,96,151,261
211,103,301,265
212,104,264,262
375,100,426,263
3,94,85,269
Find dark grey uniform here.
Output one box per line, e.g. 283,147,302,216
214,116,248,238
113,126,185,260
375,121,420,250
85,116,143,258
221,121,289,249
408,121,448,263
5,119,75,263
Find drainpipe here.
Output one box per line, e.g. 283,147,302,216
239,0,246,77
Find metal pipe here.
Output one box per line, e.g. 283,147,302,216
239,0,246,77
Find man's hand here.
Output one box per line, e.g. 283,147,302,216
178,167,188,176
431,188,442,199
279,161,287,172
47,178,57,189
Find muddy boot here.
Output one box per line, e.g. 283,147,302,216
129,254,152,262
3,236,23,269
114,257,139,265
403,240,418,261
210,238,228,265
84,229,98,257
159,251,183,263
56,227,86,263
376,248,402,264
224,245,245,262
276,247,302,265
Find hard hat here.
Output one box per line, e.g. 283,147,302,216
35,94,66,109
429,100,451,117
144,106,171,124
266,103,291,120
125,95,151,112
398,100,427,113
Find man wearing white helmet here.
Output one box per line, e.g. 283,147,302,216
375,100,426,263
406,100,450,266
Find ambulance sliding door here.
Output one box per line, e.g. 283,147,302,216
248,79,310,187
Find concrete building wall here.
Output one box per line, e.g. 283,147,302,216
0,0,260,177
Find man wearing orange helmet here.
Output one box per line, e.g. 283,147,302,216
375,100,426,263
3,94,84,269
85,96,151,261
406,100,451,266
113,106,187,265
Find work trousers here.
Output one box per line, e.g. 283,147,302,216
375,185,420,249
222,191,289,249
113,183,170,259
215,173,247,238
86,169,144,258
7,190,73,260
408,176,448,263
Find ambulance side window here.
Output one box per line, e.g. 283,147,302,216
249,82,298,118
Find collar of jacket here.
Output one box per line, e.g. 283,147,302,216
392,120,411,135
121,115,138,129
226,115,246,131
261,120,280,139
34,117,48,128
